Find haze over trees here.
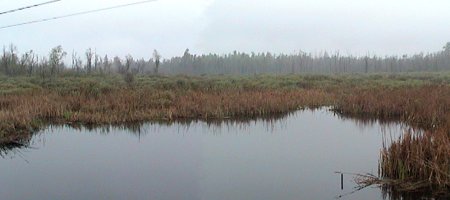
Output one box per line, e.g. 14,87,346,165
1,43,450,77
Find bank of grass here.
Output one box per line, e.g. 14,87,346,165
0,72,449,195
1,72,450,94
333,84,450,195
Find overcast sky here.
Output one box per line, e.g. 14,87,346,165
1,0,449,59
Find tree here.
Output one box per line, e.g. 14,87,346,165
113,56,123,74
1,45,18,76
125,55,133,73
136,58,146,74
39,57,49,79
49,45,66,76
20,50,36,76
153,49,161,74
103,55,111,74
364,56,369,73
124,55,134,86
182,48,193,73
94,54,101,72
71,51,82,73
183,48,190,58
85,48,93,73
443,42,450,54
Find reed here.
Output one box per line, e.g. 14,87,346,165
0,87,331,134
333,85,450,130
332,85,450,195
379,129,450,191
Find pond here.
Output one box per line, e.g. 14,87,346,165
0,108,406,200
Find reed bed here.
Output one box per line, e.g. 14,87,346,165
333,85,450,129
333,85,450,195
0,88,330,134
379,130,450,191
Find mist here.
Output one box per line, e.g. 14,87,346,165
1,0,450,59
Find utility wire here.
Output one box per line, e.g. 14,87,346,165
0,0,63,16
0,0,158,30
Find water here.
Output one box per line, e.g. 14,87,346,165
0,109,405,200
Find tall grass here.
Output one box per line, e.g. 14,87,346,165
380,130,450,191
0,87,330,134
333,85,450,194
333,85,450,129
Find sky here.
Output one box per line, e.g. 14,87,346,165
0,0,449,60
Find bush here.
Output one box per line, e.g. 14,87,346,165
124,72,134,86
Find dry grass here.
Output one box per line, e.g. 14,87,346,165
0,88,330,134
379,130,450,190
333,85,450,195
333,85,450,130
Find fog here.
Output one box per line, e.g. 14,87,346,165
1,0,449,59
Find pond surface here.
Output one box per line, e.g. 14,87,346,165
0,109,405,200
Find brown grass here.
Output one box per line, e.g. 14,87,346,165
0,88,330,134
333,85,450,194
379,130,450,190
333,85,450,130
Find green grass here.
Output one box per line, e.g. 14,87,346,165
1,72,449,95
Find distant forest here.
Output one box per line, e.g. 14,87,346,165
1,42,450,77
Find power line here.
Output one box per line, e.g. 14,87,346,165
0,0,158,30
0,0,63,16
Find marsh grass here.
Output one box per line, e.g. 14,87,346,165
330,83,450,196
379,130,450,191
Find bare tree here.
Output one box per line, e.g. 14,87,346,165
364,56,369,73
136,58,146,74
85,48,93,73
444,42,450,54
125,55,133,73
28,53,38,76
71,51,82,73
1,45,18,76
124,55,135,85
153,49,161,74
94,53,101,73
103,55,111,74
113,56,124,74
19,53,28,74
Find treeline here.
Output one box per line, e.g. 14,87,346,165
161,46,450,75
1,43,450,77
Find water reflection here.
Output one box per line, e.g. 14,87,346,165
65,111,296,136
0,133,32,160
0,111,296,160
0,108,437,200
382,184,450,200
